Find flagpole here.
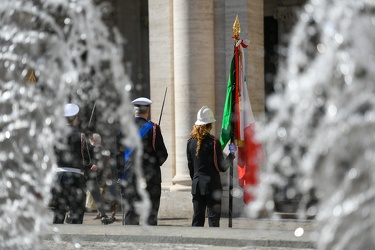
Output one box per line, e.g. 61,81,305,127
228,15,241,228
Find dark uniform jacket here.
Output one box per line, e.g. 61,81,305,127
55,125,93,172
186,134,234,195
117,117,168,185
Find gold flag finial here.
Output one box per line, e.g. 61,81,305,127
232,15,241,37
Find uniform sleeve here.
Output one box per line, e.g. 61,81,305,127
155,125,168,166
215,139,234,172
186,140,194,180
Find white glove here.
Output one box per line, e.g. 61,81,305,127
229,143,237,153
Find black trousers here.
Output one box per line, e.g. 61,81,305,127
124,182,161,226
52,172,86,224
146,183,161,225
192,193,221,227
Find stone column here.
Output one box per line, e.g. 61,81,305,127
148,0,174,187
171,0,215,191
248,0,265,117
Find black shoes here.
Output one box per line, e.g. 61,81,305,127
101,215,115,225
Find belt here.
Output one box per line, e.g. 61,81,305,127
57,167,84,175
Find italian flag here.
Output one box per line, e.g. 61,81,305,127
220,38,263,204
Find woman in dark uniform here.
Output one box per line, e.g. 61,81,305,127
186,106,236,227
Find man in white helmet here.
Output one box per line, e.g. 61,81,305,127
186,106,236,227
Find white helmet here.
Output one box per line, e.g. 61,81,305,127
195,106,216,125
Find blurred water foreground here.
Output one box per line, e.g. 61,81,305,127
0,0,139,249
249,0,375,249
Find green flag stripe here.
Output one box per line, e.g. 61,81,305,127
220,56,235,149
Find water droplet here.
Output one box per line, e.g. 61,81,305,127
76,6,83,13
65,76,72,84
328,104,337,117
277,127,287,138
32,153,39,161
41,162,48,170
317,43,326,53
291,93,300,104
9,63,16,71
107,116,115,124
300,13,310,22
21,69,28,77
294,227,304,237
125,84,132,91
287,80,297,90
266,200,275,210
232,188,242,198
22,146,30,154
333,205,342,216
140,179,147,189
300,99,309,109
307,205,317,217
38,32,46,39
335,33,344,44
340,64,350,75
64,18,71,25
344,75,352,85
43,155,49,163
212,190,221,200
286,188,296,199
45,117,52,125
348,168,357,179
304,4,314,13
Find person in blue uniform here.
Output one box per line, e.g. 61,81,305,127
117,97,168,225
186,106,236,227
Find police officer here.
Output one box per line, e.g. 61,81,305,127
117,97,168,225
187,106,236,227
52,103,99,224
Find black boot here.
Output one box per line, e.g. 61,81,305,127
101,215,115,225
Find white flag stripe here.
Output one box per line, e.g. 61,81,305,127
237,42,255,142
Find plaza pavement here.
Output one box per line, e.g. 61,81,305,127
42,191,317,249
